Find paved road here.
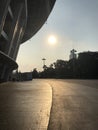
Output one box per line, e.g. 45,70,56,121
0,80,52,130
47,79,98,130
0,79,98,130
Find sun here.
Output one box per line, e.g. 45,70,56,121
48,35,57,45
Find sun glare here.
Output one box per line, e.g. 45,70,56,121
48,35,57,45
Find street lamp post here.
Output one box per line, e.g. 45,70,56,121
42,58,46,68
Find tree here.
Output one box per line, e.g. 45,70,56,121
32,68,39,78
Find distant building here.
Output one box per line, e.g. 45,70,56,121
78,51,98,60
78,51,98,79
12,71,33,81
20,72,33,81
69,49,77,60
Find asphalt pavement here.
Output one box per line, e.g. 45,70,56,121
0,79,98,130
0,80,52,130
47,79,98,130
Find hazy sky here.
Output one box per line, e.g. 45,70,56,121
17,0,98,72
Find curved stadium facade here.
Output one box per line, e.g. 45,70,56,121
0,0,56,82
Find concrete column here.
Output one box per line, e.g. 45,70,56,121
1,65,7,81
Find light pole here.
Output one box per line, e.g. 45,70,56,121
72,49,77,78
42,58,46,68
